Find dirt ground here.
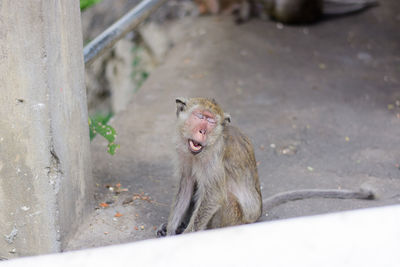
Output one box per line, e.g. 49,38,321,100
66,1,400,250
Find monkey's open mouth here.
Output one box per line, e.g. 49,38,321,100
188,139,203,154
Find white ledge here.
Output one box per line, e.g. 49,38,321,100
3,205,400,267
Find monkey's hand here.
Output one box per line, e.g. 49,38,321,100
157,222,188,237
156,223,167,237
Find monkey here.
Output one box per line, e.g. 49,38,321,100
194,0,378,24
156,97,374,237
195,0,220,14
195,0,256,23
263,0,378,24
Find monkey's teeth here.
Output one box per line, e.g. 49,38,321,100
189,140,202,153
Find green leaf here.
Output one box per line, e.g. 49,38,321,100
80,0,103,11
107,143,120,155
89,115,119,155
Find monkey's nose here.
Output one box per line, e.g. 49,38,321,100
199,129,207,135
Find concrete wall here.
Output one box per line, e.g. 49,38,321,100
0,0,93,257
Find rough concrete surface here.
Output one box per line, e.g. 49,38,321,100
66,1,400,250
0,1,93,257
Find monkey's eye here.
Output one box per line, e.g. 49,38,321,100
206,117,216,124
194,112,216,125
194,112,205,120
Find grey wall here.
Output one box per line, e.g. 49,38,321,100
0,0,93,257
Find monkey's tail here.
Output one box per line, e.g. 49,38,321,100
263,188,374,211
323,0,378,16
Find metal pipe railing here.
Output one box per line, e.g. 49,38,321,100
83,0,167,66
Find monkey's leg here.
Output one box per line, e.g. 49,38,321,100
166,174,195,235
206,192,244,228
184,194,221,233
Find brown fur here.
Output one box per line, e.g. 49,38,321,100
164,97,261,235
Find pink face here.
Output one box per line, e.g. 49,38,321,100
186,109,217,154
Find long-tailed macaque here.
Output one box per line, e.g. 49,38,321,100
195,0,378,24
157,97,374,236
264,0,378,24
195,0,255,23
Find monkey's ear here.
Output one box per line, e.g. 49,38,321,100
176,97,187,116
223,113,231,124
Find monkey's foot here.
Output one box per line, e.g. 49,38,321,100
175,222,187,235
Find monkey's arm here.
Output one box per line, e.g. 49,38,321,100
263,188,374,211
166,174,195,235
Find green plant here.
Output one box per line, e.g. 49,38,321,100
86,44,150,156
89,113,119,155
80,0,103,11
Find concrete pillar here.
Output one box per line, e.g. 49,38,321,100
0,0,93,258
